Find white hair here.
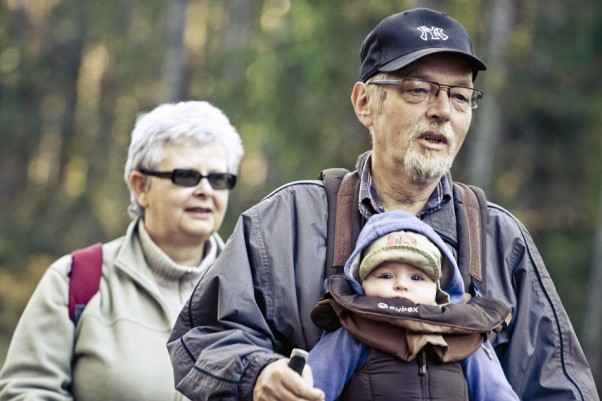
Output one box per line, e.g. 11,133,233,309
124,100,244,218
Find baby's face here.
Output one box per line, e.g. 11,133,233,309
362,261,438,305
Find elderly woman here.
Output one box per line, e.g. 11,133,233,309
0,101,244,401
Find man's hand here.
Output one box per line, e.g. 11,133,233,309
253,358,325,401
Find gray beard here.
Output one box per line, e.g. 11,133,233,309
403,147,453,184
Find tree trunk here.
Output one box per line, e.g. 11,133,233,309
163,0,188,102
582,183,602,389
466,0,515,191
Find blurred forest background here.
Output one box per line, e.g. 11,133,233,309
1,0,601,388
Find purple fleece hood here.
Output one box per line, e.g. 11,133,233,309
343,210,465,305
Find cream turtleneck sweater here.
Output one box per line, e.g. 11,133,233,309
137,222,217,323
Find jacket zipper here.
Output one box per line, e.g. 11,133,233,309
419,350,429,400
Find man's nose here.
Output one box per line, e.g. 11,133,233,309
426,87,452,120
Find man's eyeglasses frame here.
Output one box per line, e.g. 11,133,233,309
368,78,483,111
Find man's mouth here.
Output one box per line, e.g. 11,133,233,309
419,132,448,144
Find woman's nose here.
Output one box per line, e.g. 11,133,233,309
194,177,214,195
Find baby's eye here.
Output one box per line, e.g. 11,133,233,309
411,274,424,281
379,273,394,280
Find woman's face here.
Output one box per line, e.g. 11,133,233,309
132,142,231,249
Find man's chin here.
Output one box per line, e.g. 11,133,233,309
409,169,446,185
404,153,451,184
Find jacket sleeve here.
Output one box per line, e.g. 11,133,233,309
167,182,329,401
461,341,519,401
307,329,365,401
0,257,75,401
486,205,599,401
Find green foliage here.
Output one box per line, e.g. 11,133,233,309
494,1,602,338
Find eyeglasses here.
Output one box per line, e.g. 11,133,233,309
368,78,483,111
138,168,237,190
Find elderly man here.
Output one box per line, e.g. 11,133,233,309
168,8,599,401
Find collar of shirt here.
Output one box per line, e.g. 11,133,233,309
358,155,452,219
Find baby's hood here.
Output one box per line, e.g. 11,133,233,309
344,210,465,304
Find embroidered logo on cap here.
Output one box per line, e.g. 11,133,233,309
387,232,417,247
417,26,448,41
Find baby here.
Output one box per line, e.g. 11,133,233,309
308,210,519,401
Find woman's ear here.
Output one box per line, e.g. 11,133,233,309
129,171,150,208
351,81,373,127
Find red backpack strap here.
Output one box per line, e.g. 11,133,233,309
68,243,103,325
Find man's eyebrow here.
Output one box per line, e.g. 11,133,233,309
402,74,474,87
396,66,473,85
449,77,474,87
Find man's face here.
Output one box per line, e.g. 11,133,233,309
368,53,475,184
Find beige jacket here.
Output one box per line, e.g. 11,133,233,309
0,219,222,401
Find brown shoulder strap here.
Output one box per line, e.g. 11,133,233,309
333,171,361,269
320,168,361,277
454,182,487,294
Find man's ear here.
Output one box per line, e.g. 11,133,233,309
351,81,372,127
129,171,150,208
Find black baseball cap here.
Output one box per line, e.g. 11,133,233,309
359,8,487,82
